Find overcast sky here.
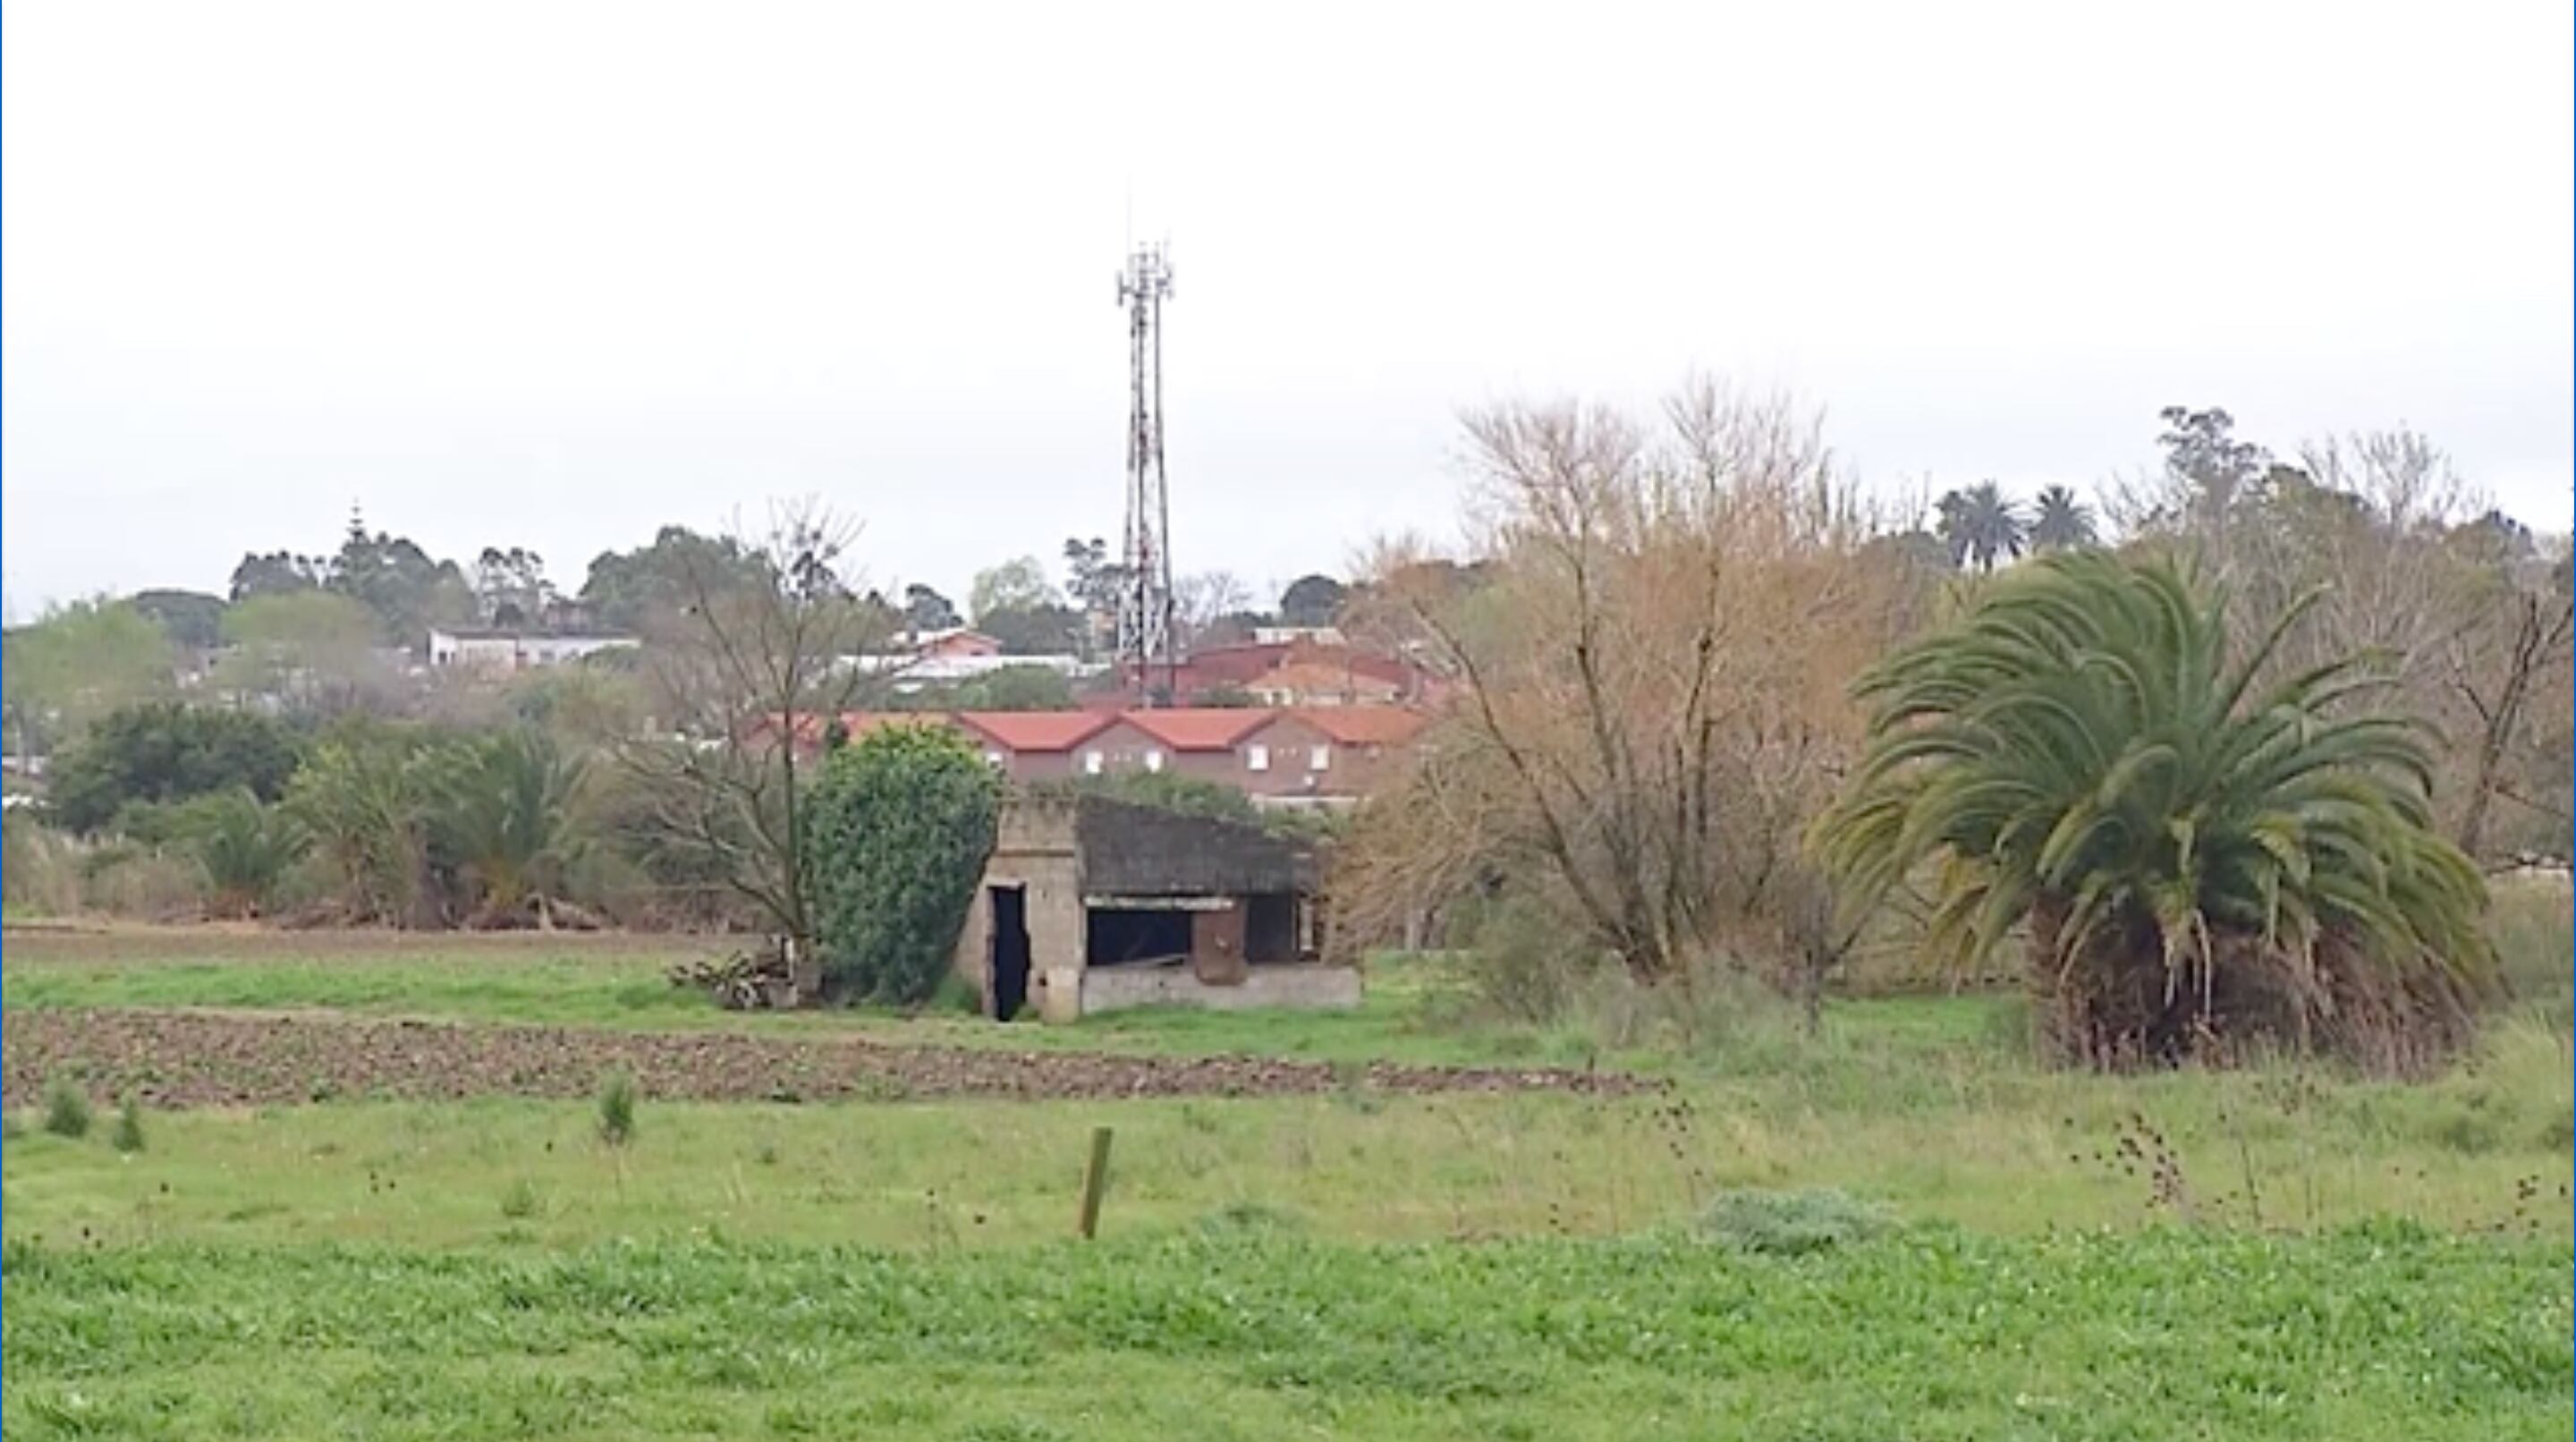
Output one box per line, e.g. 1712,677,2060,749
4,0,2569,619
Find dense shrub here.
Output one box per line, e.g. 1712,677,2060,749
168,790,309,918
40,1077,90,1140
802,724,1000,1005
48,702,303,835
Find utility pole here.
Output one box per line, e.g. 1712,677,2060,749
1114,243,1176,703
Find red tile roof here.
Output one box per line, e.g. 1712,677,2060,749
952,709,1119,752
1123,708,1276,751
752,704,1430,756
1292,706,1430,746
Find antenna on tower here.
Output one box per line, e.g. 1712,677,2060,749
1114,241,1177,704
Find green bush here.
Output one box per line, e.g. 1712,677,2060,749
802,724,1000,1005
1697,1188,1892,1256
47,701,304,836
41,1076,91,1140
597,1069,637,1147
110,1095,146,1154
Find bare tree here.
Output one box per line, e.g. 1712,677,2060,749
614,500,891,993
2444,544,2574,859
1173,570,1256,643
1341,380,1910,1002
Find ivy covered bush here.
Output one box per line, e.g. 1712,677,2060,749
801,724,1002,1005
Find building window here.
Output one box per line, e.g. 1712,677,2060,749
1144,749,1165,773
1309,743,1332,771
1083,750,1105,776
1245,743,1269,772
983,751,1004,768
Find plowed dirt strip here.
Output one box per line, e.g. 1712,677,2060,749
1,1008,1648,1107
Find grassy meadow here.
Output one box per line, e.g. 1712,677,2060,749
3,889,2570,1438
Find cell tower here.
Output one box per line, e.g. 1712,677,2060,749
1114,242,1176,701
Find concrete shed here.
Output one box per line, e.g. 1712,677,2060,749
952,795,1360,1022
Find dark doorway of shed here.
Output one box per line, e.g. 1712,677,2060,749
987,886,1030,1021
1086,906,1192,965
1244,894,1296,963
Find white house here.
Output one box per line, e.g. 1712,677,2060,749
428,629,640,673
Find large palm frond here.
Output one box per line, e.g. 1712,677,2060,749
1811,551,2490,1068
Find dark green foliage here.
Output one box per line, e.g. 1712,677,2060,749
2028,485,2098,553
577,525,771,633
803,725,1001,1004
902,584,962,632
597,1069,637,1146
1815,552,2494,1071
974,604,1088,657
40,1076,89,1140
425,728,589,923
1933,480,2029,572
1278,573,1348,626
48,703,303,835
128,589,229,650
169,789,309,918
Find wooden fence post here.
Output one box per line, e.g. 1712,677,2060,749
1077,1125,1114,1240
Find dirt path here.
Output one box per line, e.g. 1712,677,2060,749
1,1008,1648,1108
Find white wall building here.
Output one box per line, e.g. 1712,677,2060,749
428,629,639,673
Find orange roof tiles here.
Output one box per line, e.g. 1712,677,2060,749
1123,708,1277,751
952,709,1119,752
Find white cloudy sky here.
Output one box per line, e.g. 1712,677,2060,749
4,0,2569,616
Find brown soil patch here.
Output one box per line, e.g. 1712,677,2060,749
1,925,721,965
1,1009,1648,1108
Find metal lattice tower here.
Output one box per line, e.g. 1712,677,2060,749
1114,243,1176,700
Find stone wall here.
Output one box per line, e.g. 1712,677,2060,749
951,798,1085,1018
1081,963,1363,1015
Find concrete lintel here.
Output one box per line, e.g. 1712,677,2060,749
1081,894,1237,912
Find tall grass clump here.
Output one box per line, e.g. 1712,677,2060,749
1698,1187,1893,1255
597,1068,637,1146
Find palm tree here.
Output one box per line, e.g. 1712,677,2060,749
2028,485,2098,553
1810,552,2490,1072
177,789,309,919
285,742,430,924
428,728,591,926
1933,482,2029,573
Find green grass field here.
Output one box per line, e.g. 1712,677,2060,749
7,1228,2567,1441
4,916,2571,1438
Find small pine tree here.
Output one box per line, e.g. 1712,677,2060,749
597,1068,637,1146
110,1094,146,1154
